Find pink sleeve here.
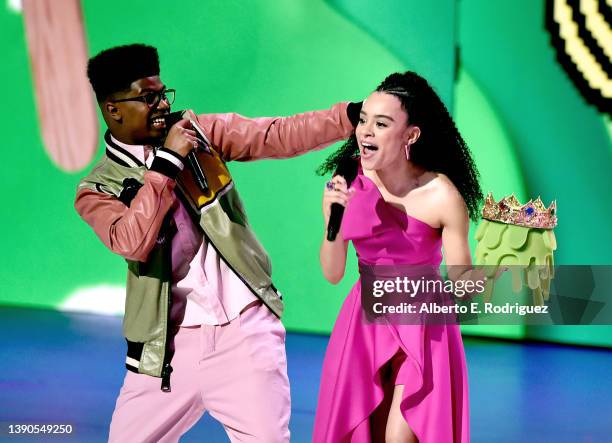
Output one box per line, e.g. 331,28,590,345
74,171,176,262
195,102,353,162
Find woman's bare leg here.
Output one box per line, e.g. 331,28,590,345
385,385,418,443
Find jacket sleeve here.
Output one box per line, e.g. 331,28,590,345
195,102,354,162
74,171,176,262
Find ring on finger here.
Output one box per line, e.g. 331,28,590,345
326,180,335,191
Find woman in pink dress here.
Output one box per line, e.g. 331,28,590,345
313,72,483,443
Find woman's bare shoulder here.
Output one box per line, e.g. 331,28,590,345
427,173,466,211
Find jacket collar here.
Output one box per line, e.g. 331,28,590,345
105,130,153,168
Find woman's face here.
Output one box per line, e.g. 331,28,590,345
355,91,415,171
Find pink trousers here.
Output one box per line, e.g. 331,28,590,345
108,301,290,443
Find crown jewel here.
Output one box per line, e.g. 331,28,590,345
481,193,557,229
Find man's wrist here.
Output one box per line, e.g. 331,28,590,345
150,148,185,179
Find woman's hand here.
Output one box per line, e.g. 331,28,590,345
322,175,354,225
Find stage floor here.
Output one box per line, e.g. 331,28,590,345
0,307,610,442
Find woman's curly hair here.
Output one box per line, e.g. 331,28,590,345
318,71,483,221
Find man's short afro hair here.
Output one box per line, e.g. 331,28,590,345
87,44,160,102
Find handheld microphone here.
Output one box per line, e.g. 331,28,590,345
164,111,208,192
326,156,358,241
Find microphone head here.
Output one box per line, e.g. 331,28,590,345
164,110,184,128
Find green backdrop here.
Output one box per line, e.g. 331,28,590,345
1,0,610,347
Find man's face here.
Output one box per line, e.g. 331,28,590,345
109,76,171,145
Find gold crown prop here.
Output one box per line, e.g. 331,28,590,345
481,193,557,229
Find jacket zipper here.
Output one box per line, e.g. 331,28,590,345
161,230,174,392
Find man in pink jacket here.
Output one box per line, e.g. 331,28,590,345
75,44,356,442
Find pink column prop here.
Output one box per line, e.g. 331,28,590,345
23,0,98,172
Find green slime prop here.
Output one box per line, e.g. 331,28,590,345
475,220,557,305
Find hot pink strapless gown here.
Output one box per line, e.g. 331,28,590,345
312,171,470,443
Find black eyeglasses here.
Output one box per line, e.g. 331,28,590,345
112,88,176,108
